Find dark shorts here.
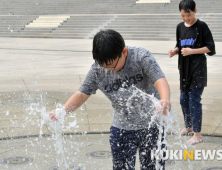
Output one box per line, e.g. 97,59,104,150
109,125,165,170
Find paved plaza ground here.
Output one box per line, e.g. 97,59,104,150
0,38,222,169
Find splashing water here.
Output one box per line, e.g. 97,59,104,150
41,104,77,170
22,91,79,169
26,86,188,170
126,87,184,169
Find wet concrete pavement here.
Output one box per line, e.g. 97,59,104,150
0,38,222,169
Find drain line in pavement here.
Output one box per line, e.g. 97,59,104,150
0,156,33,165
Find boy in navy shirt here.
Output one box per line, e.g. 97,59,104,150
168,0,215,145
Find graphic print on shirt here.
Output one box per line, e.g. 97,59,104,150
104,74,144,93
181,38,196,47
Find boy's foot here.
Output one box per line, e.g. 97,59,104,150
186,134,203,145
180,128,193,136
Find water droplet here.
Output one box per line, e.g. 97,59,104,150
5,111,9,115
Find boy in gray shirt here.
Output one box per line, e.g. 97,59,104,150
50,29,171,170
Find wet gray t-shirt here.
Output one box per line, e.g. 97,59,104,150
79,46,165,130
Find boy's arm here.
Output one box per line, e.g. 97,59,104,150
169,24,180,58
49,91,90,120
154,77,171,115
181,46,210,56
174,25,180,54
168,47,179,58
64,91,90,113
174,47,179,54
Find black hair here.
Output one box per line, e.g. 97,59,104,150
179,0,196,13
92,29,125,66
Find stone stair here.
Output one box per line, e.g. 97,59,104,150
0,0,222,15
0,0,222,41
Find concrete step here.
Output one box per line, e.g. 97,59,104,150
0,23,29,26
23,27,55,30
0,34,85,39
58,25,101,28
66,19,112,22
0,32,87,36
31,20,67,23
18,30,52,33
0,26,24,29
3,11,221,15
25,25,59,28
0,28,23,31
52,30,91,33
0,18,37,21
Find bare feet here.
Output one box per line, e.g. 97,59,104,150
187,133,203,145
180,128,193,136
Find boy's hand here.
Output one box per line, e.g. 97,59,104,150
160,99,171,116
168,49,176,58
181,48,192,56
49,109,58,121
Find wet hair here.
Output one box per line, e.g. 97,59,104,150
92,29,125,66
179,0,196,13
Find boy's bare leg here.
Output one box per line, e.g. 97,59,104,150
187,132,203,145
181,128,193,136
